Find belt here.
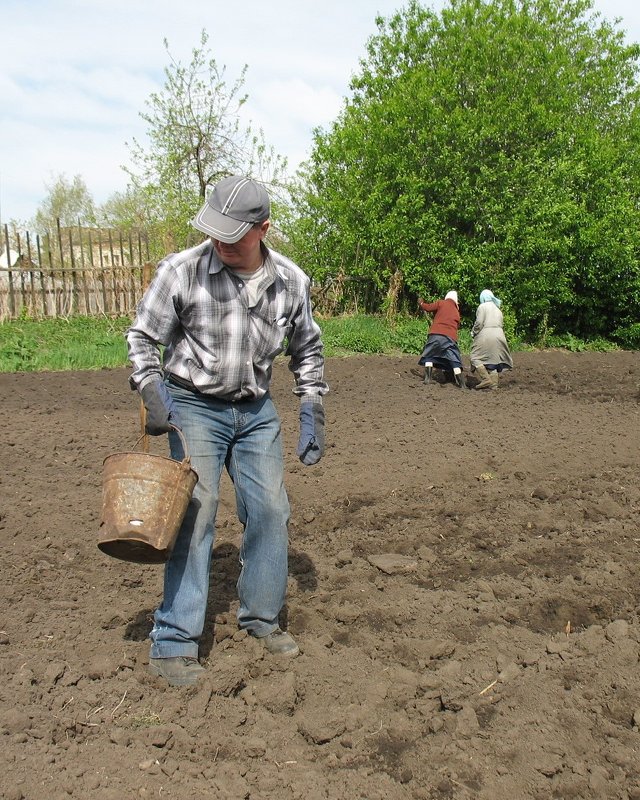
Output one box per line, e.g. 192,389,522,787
166,373,259,404
166,373,202,393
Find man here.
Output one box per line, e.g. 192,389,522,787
127,175,328,687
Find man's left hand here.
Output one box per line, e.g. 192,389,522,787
297,402,325,466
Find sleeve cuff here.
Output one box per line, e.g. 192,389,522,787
299,394,323,406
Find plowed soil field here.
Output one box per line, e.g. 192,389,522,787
1,350,639,800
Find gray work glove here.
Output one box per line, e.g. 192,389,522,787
297,402,325,466
140,381,181,436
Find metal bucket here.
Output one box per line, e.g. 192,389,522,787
98,427,198,564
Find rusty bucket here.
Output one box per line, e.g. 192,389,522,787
98,427,198,564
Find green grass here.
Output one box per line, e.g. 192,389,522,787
0,316,131,372
0,313,621,373
316,313,528,357
541,332,618,353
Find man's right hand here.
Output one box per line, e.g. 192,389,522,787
140,381,181,435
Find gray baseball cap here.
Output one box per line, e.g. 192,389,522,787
192,175,270,243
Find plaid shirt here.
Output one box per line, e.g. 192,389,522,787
127,240,327,403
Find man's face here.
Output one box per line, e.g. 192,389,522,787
213,220,270,271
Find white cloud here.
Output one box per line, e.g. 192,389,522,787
3,0,400,222
1,0,639,223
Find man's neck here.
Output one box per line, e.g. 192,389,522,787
227,263,263,279
228,259,262,274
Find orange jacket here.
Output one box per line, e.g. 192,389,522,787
419,299,460,341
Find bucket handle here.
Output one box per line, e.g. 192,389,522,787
132,425,193,464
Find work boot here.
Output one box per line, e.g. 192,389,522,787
489,370,500,389
474,364,494,390
256,629,300,657
453,372,467,389
423,366,433,385
148,656,205,686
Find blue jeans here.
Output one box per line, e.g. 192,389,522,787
149,383,291,659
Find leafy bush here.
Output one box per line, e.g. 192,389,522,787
0,329,38,371
543,333,618,352
612,323,640,350
389,318,426,354
457,329,474,355
318,315,388,354
500,306,520,347
285,1,640,340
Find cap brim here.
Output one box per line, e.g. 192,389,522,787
191,203,252,243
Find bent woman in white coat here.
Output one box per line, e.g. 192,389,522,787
470,290,513,390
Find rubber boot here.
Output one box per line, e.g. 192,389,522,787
474,364,494,390
423,366,433,385
489,370,500,389
454,372,467,389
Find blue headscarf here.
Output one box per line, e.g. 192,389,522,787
480,289,502,308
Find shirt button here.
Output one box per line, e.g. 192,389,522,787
246,361,251,366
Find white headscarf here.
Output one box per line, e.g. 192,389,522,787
445,290,459,306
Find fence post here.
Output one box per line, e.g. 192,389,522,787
15,233,28,314
25,232,36,314
35,234,46,316
3,224,16,317
55,219,69,316
45,232,56,317
67,228,79,315
127,230,135,312
107,229,119,314
142,261,154,290
77,219,91,314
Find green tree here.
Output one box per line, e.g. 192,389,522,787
32,173,97,235
99,185,151,231
287,0,640,338
121,29,288,253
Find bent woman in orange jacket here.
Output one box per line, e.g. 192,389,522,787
417,291,466,389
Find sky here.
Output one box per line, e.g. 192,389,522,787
1,0,640,226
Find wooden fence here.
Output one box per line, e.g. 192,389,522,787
1,220,395,320
1,222,155,321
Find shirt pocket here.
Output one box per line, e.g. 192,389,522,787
250,299,295,360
